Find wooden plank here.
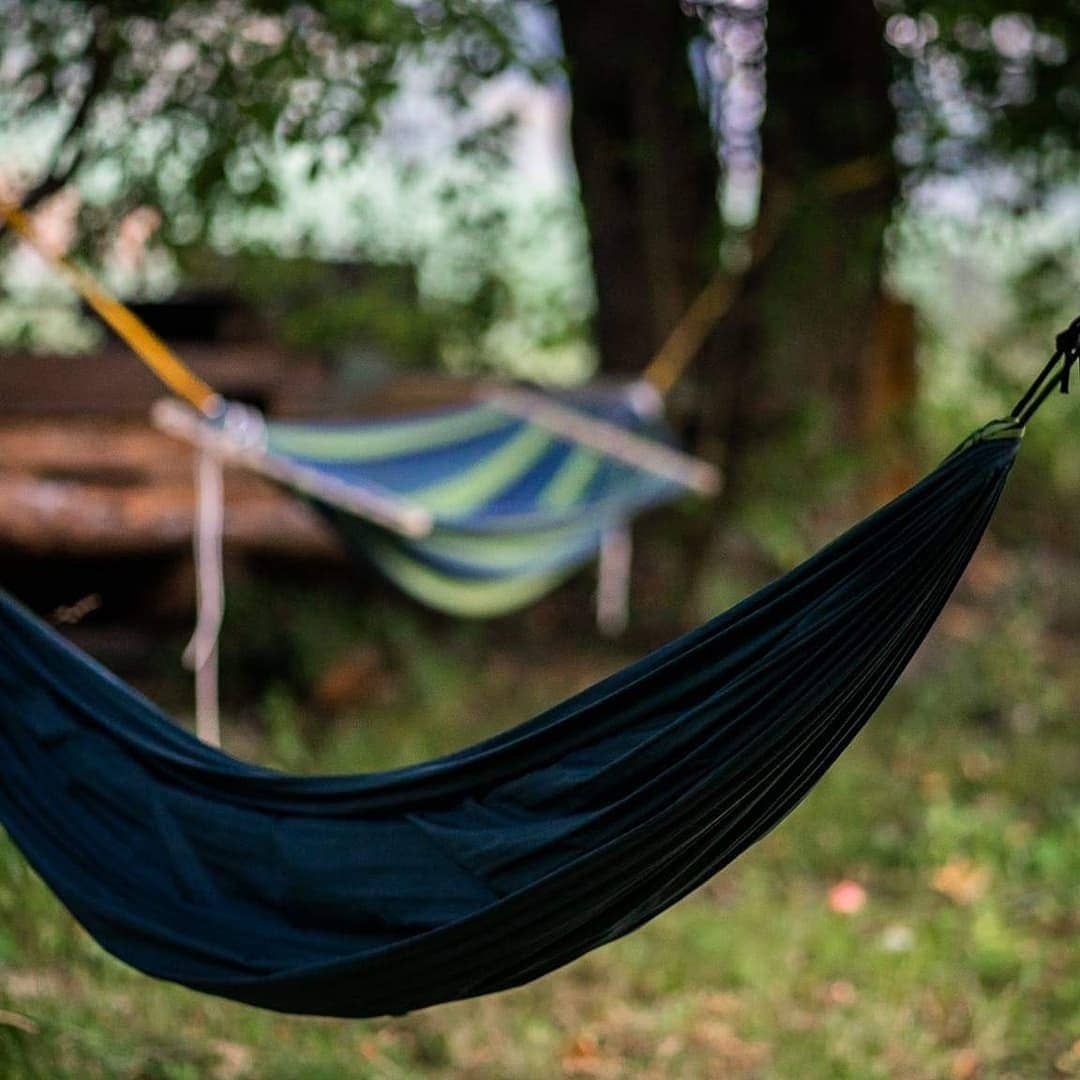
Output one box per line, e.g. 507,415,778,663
0,344,328,417
0,418,339,557
0,419,190,476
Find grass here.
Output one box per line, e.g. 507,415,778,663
0,562,1076,1079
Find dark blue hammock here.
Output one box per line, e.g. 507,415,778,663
0,326,1074,1018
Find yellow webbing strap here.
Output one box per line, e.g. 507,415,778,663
641,271,735,397
641,153,893,397
1,200,221,414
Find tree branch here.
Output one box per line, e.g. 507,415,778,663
1,11,114,232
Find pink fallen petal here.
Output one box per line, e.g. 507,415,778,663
828,879,867,915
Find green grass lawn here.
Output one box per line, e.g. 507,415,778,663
0,581,1076,1079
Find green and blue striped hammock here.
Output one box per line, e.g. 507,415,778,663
1,199,721,744
194,384,708,619
0,321,1073,1018
2,196,718,621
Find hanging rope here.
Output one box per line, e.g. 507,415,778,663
0,197,233,741
0,200,221,415
182,447,225,746
641,273,738,397
596,526,633,637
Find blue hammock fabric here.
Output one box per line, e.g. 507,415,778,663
0,416,1029,1017
260,386,685,616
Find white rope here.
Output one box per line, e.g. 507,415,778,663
183,447,225,746
596,526,633,637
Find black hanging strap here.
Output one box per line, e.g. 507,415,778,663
1011,316,1080,426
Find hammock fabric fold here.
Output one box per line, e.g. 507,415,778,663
0,416,1027,1017
260,386,684,616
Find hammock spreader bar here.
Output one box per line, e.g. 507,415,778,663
151,399,435,538
479,385,719,495
0,323,1072,1018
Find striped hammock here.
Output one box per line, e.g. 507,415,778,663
0,195,717,619
153,382,720,740
263,387,696,617
154,383,717,621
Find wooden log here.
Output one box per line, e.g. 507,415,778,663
0,419,338,557
0,472,337,557
0,343,327,418
0,419,191,477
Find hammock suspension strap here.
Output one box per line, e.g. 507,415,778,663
596,526,633,637
0,201,220,416
1011,316,1080,426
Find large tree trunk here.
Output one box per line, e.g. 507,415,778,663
701,0,911,496
553,0,722,377
555,0,912,626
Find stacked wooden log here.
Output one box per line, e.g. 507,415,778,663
0,339,339,559
0,295,472,561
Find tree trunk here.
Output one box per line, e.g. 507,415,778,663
555,0,913,626
699,0,911,497
553,0,721,377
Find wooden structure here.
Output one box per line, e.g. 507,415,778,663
0,291,479,566
1,294,326,563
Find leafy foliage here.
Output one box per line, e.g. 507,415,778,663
884,0,1080,199
0,0,552,247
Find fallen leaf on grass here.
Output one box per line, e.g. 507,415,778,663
824,980,858,1006
828,879,867,915
561,1033,619,1079
950,1047,980,1079
931,859,990,906
1055,1038,1080,1075
211,1039,253,1080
